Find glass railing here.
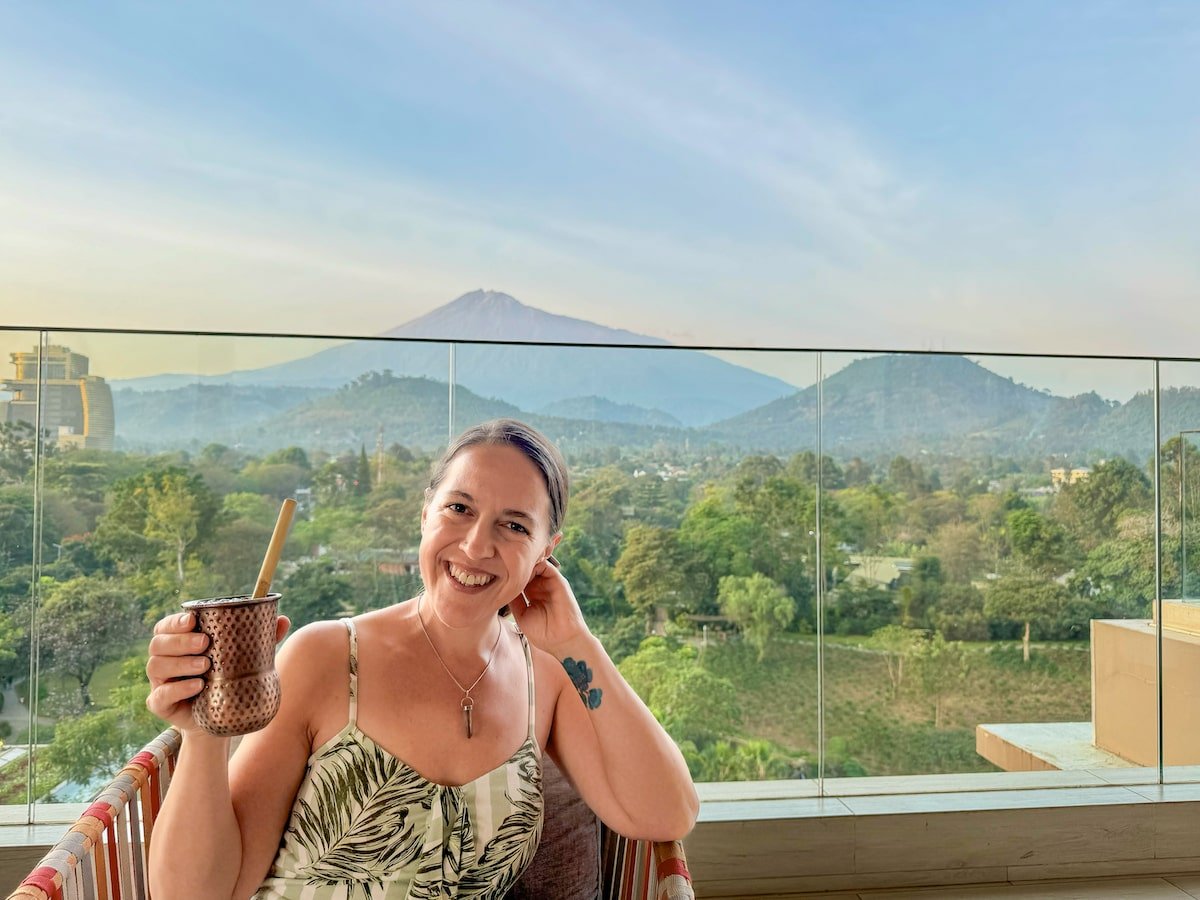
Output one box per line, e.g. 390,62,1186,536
1,326,1195,823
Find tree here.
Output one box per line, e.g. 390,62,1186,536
613,526,707,619
910,633,969,728
39,576,143,708
679,489,762,592
0,420,46,483
205,518,275,595
1072,512,1171,619
0,486,39,571
983,574,1073,663
929,521,987,584
726,471,828,624
145,472,210,583
865,624,923,697
717,573,795,661
364,496,421,547
929,584,989,641
900,556,943,629
828,581,897,636
44,656,160,783
354,446,372,496
1053,457,1152,551
92,467,219,589
785,451,845,490
618,637,740,746
237,461,310,500
282,561,356,629
681,737,794,782
263,446,311,470
887,455,935,497
569,466,637,564
1006,508,1074,576
837,485,899,553
729,455,785,504
842,457,874,488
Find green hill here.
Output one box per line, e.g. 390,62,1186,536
708,355,1052,455
704,636,1091,777
111,357,1200,463
112,384,329,452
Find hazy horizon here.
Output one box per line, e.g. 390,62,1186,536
2,299,1191,406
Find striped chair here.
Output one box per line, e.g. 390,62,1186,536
7,728,693,900
601,833,693,900
6,728,181,900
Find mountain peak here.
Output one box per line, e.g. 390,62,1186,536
379,289,669,346
443,289,526,313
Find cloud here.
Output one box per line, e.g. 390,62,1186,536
397,0,919,261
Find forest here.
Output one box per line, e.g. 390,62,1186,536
1,414,1198,803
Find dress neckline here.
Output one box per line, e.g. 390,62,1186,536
309,721,540,790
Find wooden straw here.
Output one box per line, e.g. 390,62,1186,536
252,498,297,599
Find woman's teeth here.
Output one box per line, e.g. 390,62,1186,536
449,563,495,587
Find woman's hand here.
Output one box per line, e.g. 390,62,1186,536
146,611,289,733
510,557,591,655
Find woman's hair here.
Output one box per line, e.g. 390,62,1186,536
426,418,569,535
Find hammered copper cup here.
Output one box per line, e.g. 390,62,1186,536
182,593,282,737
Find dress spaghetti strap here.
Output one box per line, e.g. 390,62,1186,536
340,617,358,728
518,630,537,745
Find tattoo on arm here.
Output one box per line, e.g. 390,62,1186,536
563,658,603,709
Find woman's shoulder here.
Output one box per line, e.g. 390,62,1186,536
277,619,353,678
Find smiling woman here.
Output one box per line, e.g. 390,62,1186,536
143,417,698,899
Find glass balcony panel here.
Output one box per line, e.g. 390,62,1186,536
1157,360,1200,785
817,350,1154,789
0,329,49,818
23,329,451,822
449,341,820,787
8,325,1199,825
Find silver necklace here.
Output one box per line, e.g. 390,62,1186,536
416,592,503,739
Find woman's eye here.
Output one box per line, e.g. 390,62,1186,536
506,522,529,535
446,502,468,514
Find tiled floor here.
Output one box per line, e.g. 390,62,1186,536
763,875,1200,899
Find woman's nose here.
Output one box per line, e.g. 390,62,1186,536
460,519,494,558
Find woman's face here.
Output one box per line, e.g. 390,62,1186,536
419,442,556,627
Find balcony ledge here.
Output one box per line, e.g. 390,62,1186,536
689,773,1200,897
6,777,1200,897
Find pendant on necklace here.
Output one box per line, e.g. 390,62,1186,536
462,696,474,739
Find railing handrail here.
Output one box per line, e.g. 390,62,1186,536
6,728,180,900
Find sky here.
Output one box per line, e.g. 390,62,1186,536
1,1,1198,400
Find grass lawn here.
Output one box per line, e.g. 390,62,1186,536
0,750,59,805
703,634,1092,777
19,643,145,715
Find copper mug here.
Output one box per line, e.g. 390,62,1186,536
181,593,282,737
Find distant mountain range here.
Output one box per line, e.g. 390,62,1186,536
114,290,794,428
108,291,1200,461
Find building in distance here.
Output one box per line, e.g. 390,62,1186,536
1050,466,1091,489
0,344,115,451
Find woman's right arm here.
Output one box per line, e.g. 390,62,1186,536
145,612,333,899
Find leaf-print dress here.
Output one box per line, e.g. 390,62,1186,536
254,619,544,900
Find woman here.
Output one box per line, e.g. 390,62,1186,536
146,418,698,899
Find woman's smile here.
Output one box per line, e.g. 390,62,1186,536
446,561,497,589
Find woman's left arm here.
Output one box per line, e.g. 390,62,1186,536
512,562,699,842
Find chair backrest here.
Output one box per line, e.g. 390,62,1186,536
509,754,694,900
7,728,693,900
601,830,692,900
6,728,181,900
